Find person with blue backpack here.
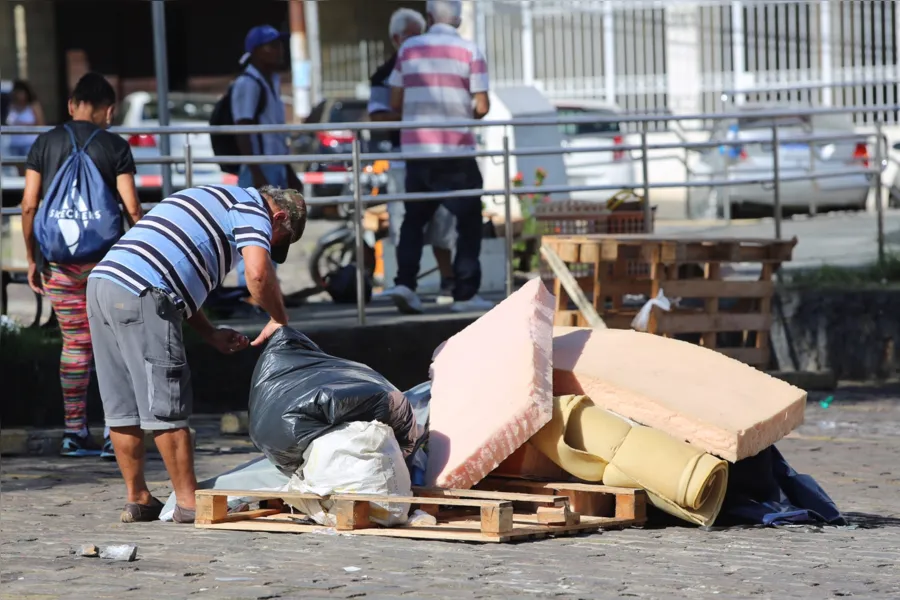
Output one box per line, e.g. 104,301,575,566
209,25,303,295
20,73,144,458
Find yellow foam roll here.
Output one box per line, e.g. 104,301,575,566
531,395,729,526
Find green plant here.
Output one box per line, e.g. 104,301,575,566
511,167,550,238
787,253,900,288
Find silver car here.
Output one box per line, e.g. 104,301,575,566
688,104,873,218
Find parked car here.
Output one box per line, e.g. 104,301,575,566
114,91,224,179
688,104,873,218
291,98,370,197
549,99,639,202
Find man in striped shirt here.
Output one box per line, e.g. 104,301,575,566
382,0,494,315
86,184,306,524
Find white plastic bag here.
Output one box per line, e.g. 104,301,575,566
285,421,412,527
631,289,672,332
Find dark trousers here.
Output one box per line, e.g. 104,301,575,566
396,158,484,301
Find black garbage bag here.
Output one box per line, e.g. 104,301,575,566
248,326,418,475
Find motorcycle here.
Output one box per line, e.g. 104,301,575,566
308,159,392,292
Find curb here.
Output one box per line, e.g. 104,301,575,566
0,427,197,457
768,370,838,392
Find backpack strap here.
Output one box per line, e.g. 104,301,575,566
63,122,103,153
236,71,271,155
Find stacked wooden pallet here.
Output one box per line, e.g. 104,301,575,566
194,479,647,544
541,235,797,369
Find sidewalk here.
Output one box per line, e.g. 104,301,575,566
2,387,899,599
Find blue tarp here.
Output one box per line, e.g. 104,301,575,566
717,445,846,527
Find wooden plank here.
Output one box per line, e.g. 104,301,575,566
481,478,640,497
536,505,580,526
662,279,774,299
195,489,512,509
555,241,582,262
755,263,775,363
334,500,372,530
195,494,228,524
198,508,282,525
717,346,771,366
616,491,648,523
654,312,772,335
480,505,514,534
702,263,721,349
196,513,619,543
541,244,607,329
413,487,568,507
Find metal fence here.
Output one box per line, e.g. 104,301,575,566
1,104,895,326
314,1,900,127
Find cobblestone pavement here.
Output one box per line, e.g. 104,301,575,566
2,387,900,600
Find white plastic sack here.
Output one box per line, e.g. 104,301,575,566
286,421,412,527
631,289,672,332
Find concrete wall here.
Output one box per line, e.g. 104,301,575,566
0,1,60,122
0,2,16,81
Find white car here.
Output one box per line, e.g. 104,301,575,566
550,99,639,202
114,91,224,179
688,104,873,218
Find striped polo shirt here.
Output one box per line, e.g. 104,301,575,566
89,185,272,317
388,23,489,155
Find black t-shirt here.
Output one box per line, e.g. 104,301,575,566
370,53,401,150
25,121,136,199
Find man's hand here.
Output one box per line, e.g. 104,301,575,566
251,319,283,347
206,327,250,355
27,262,43,295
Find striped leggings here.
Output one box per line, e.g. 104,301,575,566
43,263,95,433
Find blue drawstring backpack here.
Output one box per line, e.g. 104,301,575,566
35,124,122,263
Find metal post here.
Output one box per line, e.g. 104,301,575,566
184,138,193,189
521,1,535,86
641,122,652,233
874,120,886,267
603,1,616,105
289,0,312,121
731,0,746,106
502,134,514,297
820,0,833,107
772,124,783,240
151,0,172,198
304,0,322,106
351,136,366,325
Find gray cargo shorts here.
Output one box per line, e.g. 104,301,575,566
87,278,192,431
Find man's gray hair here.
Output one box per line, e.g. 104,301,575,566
426,0,463,27
259,185,307,240
389,8,426,38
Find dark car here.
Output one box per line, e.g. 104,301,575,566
291,98,370,200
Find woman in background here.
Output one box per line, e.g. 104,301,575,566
5,80,45,175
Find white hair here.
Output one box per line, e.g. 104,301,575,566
426,0,463,27
389,8,426,38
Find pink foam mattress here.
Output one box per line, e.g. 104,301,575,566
426,279,555,488
553,327,806,462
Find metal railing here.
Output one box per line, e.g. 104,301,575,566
1,104,896,326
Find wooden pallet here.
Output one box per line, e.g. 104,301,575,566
193,482,644,543
541,235,798,368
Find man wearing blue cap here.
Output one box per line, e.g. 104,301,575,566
231,25,303,287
